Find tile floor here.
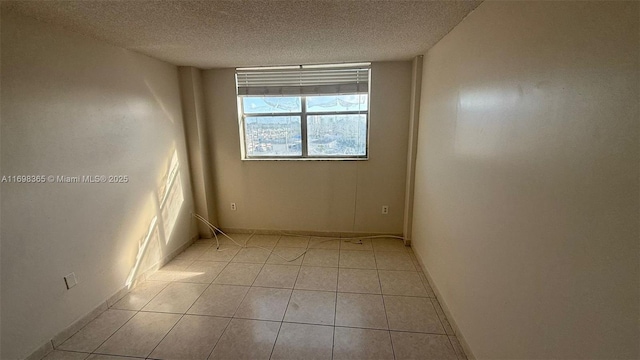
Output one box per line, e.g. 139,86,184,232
44,234,468,360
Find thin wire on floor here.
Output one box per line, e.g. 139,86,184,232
191,213,407,263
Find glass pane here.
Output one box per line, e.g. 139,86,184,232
245,116,302,157
307,114,367,156
242,96,301,114
306,94,368,113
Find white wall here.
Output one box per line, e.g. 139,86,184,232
203,62,411,234
1,14,196,359
412,1,639,359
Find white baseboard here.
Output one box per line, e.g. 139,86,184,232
221,227,403,239
23,341,52,360
411,249,476,359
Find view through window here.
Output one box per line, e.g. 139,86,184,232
236,64,370,159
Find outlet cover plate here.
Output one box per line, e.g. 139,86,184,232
64,273,77,289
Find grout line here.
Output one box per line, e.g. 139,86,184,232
183,267,228,316
140,274,209,357
200,271,258,358
373,250,396,360
267,261,301,360
331,313,337,360
389,330,398,360
146,258,232,359
331,289,338,360
267,321,284,360
85,238,414,359
146,312,185,358
205,315,234,360
79,304,139,357
281,259,303,322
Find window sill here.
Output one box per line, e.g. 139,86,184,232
241,157,368,161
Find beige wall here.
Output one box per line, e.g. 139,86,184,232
179,66,218,236
203,62,411,234
1,14,196,359
412,1,639,359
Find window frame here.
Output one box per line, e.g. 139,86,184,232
238,94,370,160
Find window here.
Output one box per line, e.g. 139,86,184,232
236,63,370,159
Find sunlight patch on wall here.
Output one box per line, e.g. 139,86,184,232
125,215,159,288
159,149,184,242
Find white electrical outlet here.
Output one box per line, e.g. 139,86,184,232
231,202,237,211
64,272,77,289
382,205,389,215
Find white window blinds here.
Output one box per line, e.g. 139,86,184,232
236,63,370,96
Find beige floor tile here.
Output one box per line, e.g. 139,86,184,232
252,264,300,289
111,281,169,311
432,298,455,334
235,287,292,321
276,235,310,248
375,251,416,271
246,234,280,249
339,250,376,269
266,247,306,265
335,293,388,329
86,355,134,360
213,263,263,286
202,237,237,249
337,268,381,294
223,233,252,245
449,335,468,360
42,350,89,360
295,266,338,291
309,237,341,250
271,323,333,360
384,295,445,333
149,315,230,360
210,319,280,360
198,244,241,262
181,261,227,284
187,284,249,317
302,249,339,267
372,237,408,252
340,238,372,251
175,244,211,260
95,312,180,358
378,270,428,297
231,247,271,264
58,309,136,352
142,282,207,313
284,290,336,325
146,259,195,282
390,332,457,360
332,327,394,360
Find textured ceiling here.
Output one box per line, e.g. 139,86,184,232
2,0,482,68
